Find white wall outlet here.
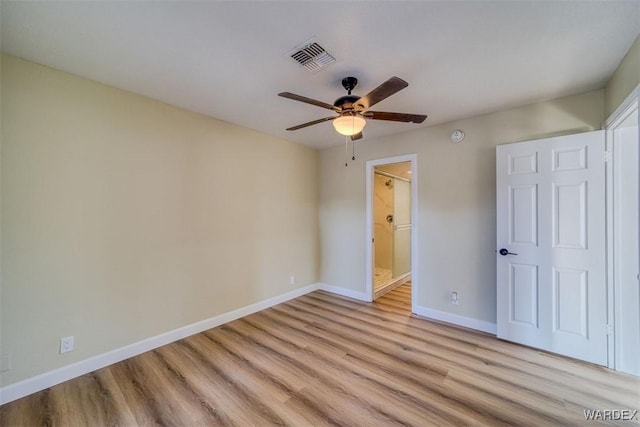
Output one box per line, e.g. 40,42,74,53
289,275,296,285
451,291,459,305
60,336,74,354
0,353,11,372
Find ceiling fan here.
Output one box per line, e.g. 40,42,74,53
278,76,427,140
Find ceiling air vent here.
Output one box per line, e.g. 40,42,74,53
288,40,336,73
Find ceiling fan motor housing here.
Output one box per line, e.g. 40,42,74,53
341,76,358,94
333,95,360,111
335,77,361,112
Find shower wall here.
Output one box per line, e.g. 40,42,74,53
392,178,411,278
374,173,394,271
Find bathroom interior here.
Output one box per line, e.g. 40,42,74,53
373,161,412,299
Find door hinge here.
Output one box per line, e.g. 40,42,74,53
604,151,612,162
606,324,614,336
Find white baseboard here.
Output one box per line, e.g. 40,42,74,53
0,283,321,405
413,305,497,335
318,282,371,302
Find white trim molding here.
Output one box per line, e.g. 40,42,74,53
603,83,640,130
603,82,640,375
0,283,321,405
413,305,497,335
317,282,370,302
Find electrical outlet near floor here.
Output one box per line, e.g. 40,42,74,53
60,336,74,354
290,275,296,285
451,291,459,305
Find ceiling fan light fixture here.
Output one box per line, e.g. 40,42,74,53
333,115,366,136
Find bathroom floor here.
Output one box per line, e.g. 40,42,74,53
374,267,392,290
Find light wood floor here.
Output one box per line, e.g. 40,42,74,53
1,284,639,426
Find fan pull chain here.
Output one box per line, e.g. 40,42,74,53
345,135,349,167
352,138,356,161
343,136,358,166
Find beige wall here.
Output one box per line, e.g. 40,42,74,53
0,55,319,386
319,90,604,323
605,34,640,118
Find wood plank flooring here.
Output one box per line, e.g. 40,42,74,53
1,283,639,426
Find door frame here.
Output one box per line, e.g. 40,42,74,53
603,83,640,372
365,154,418,311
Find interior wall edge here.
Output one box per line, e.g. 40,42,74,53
0,282,321,405
604,33,640,118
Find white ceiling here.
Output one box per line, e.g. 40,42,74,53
2,1,639,150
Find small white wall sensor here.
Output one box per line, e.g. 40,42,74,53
450,130,465,143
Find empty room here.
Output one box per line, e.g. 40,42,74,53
1,1,639,425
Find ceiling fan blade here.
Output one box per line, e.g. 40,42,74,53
353,77,409,111
364,111,427,124
278,92,337,111
350,132,363,141
286,116,336,131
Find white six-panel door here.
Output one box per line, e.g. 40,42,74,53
496,131,607,365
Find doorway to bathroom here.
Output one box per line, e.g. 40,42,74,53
366,154,417,307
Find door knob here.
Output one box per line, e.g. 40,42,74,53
498,248,518,256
